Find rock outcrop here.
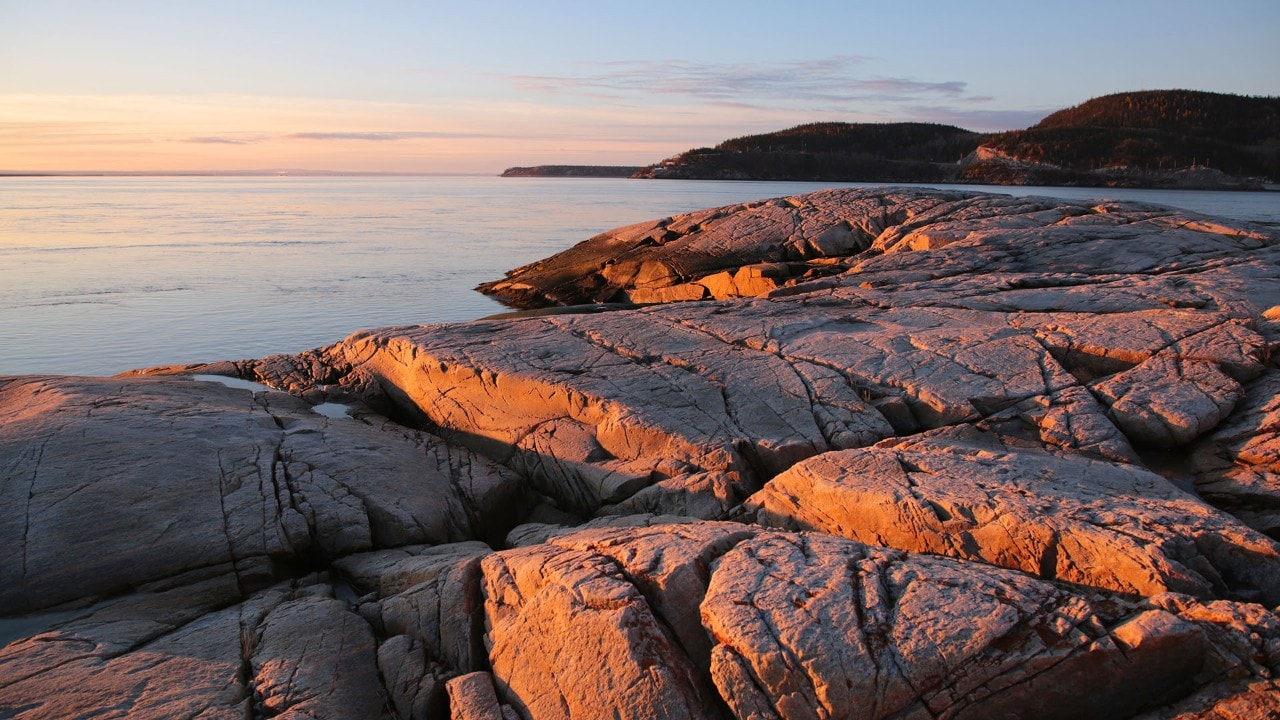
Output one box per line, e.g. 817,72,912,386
222,191,1277,521
5,188,1280,718
478,188,1278,311
0,375,526,615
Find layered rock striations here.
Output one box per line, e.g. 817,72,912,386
4,188,1280,718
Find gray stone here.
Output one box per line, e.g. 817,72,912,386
0,376,526,615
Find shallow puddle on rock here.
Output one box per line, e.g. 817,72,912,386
191,374,273,393
311,402,352,419
0,609,83,646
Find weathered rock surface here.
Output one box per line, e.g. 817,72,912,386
0,576,390,719
338,541,491,674
702,531,1207,720
325,520,1280,719
477,188,1280,311
748,433,1280,602
5,188,1280,718
1192,368,1280,538
446,671,520,720
250,594,386,718
0,375,526,615
481,539,722,719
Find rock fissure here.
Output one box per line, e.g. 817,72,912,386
215,450,250,598
18,436,50,580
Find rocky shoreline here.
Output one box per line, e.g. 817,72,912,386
3,188,1279,718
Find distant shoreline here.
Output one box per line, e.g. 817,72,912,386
4,171,1276,192
500,165,644,178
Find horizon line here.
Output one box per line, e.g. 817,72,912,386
0,169,503,178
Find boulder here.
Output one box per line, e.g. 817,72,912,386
472,523,1277,719
377,634,452,719
249,595,386,719
447,671,520,720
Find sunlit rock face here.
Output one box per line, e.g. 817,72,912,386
748,433,1280,603
5,188,1280,718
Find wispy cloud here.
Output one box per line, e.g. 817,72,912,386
288,131,497,141
510,56,970,107
184,131,502,145
184,135,268,145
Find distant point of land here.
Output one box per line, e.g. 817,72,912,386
500,165,644,178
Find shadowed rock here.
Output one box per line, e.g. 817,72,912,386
0,577,389,719
0,375,526,615
337,541,491,674
1191,368,1280,538
250,594,385,719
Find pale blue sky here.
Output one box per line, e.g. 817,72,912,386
2,0,1277,172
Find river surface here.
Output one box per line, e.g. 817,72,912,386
3,176,1278,376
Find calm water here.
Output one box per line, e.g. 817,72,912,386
3,176,1278,376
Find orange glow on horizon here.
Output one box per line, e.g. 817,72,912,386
0,93,791,175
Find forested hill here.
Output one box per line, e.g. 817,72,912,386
967,90,1280,185
633,90,1279,188
632,122,979,182
1034,90,1280,144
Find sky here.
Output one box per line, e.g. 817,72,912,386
2,0,1278,174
